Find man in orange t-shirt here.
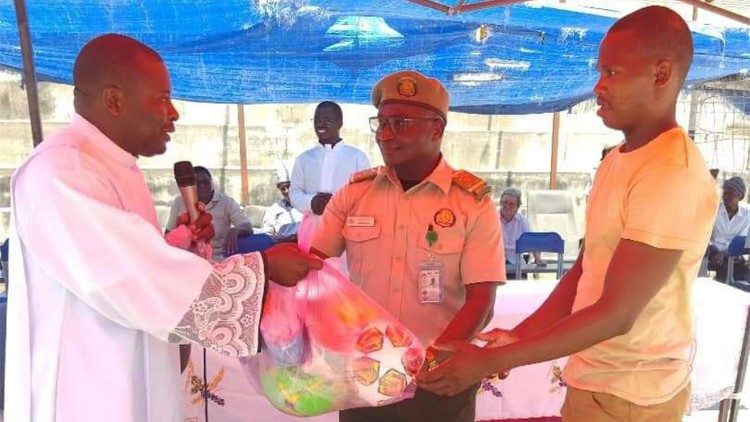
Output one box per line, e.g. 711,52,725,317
418,6,719,421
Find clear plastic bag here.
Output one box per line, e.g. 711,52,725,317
254,214,425,416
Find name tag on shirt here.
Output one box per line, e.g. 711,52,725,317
347,216,375,227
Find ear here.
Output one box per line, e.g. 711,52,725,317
432,119,446,140
101,85,124,116
654,60,674,88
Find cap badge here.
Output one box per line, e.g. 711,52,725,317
397,77,417,97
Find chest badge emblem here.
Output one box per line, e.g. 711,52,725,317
433,208,456,228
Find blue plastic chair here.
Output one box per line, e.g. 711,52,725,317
0,238,7,287
515,232,565,279
727,235,748,285
0,238,8,261
229,234,276,256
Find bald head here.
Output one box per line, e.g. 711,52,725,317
609,6,693,83
73,34,163,111
70,34,179,158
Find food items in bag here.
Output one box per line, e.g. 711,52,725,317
260,365,347,416
255,214,426,416
303,279,380,353
259,283,306,366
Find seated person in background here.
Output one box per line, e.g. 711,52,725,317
499,187,543,271
167,166,253,260
262,162,303,237
707,176,750,281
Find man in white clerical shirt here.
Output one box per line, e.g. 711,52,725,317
5,33,321,422
290,101,370,216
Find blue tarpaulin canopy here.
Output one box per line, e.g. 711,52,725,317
0,1,748,114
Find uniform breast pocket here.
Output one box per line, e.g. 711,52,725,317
417,232,464,278
342,225,381,277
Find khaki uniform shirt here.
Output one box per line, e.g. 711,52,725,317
312,158,505,345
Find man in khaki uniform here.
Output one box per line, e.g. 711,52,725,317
311,70,505,422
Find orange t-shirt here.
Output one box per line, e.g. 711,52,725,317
562,127,719,405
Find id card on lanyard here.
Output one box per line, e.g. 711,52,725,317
419,224,443,304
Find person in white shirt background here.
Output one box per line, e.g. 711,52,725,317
499,187,543,275
290,101,370,216
262,161,303,237
707,176,750,281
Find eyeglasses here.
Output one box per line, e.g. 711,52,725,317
500,200,519,208
368,116,441,134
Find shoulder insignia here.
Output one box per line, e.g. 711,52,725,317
452,170,491,201
349,167,379,184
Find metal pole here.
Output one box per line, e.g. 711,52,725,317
13,0,43,146
549,112,560,190
237,105,250,206
220,105,230,193
728,308,750,422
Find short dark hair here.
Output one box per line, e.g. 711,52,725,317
194,166,212,178
316,101,343,121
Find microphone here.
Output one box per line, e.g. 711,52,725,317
173,161,200,223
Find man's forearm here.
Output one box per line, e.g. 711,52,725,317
436,283,496,343
489,299,628,373
494,240,681,373
171,253,266,357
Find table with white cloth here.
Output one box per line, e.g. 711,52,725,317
181,278,750,422
476,277,750,421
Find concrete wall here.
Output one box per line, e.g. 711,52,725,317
1,76,747,243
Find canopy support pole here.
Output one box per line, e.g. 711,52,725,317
676,0,750,26
237,105,250,206
13,0,43,146
549,112,560,190
405,0,529,14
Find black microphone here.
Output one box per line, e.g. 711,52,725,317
173,161,200,223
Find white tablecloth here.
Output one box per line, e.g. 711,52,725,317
182,278,750,422
476,277,750,420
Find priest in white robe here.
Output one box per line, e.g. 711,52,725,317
4,33,321,422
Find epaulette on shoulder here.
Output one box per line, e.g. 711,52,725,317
349,167,379,185
452,170,491,201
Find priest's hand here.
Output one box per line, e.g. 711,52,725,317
263,243,323,287
417,341,503,397
177,202,215,242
